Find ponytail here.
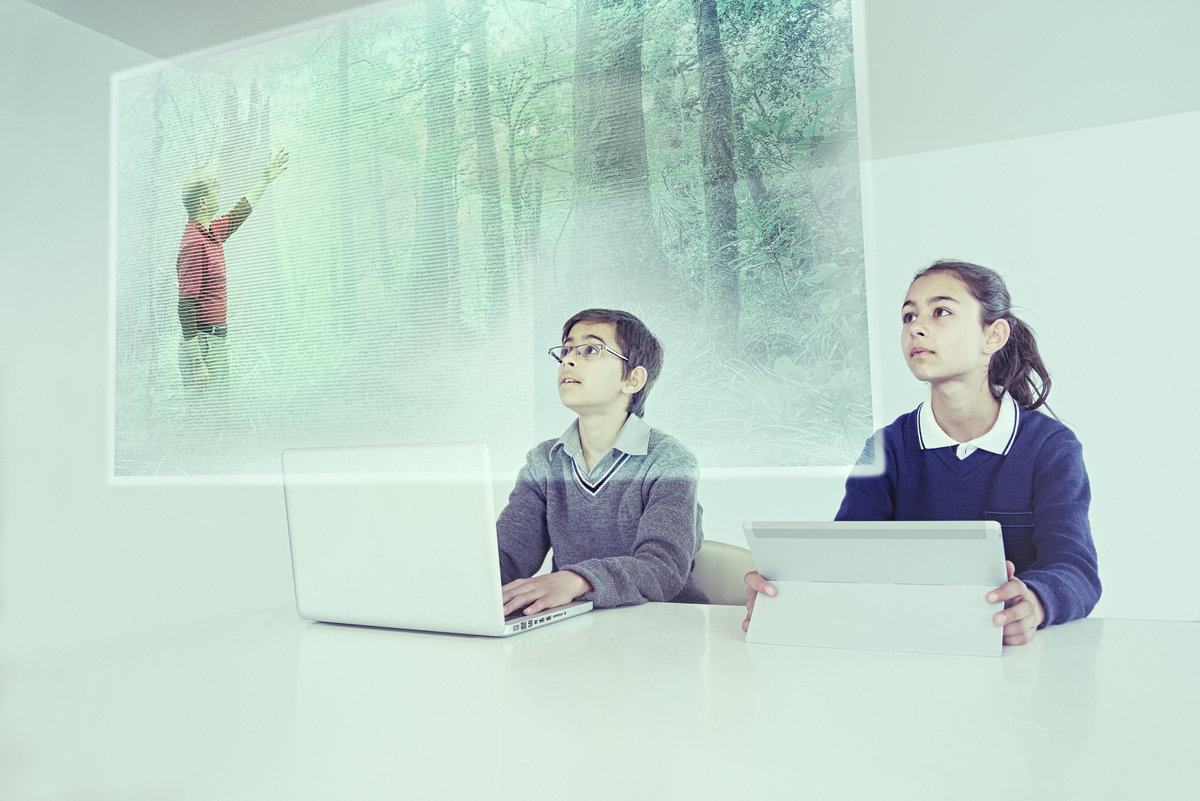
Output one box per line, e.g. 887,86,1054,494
989,315,1051,410
914,260,1052,410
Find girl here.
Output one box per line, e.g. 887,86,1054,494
743,260,1101,645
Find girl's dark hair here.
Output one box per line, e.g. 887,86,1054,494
562,308,663,417
913,260,1051,410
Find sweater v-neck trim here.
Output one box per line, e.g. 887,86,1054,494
930,444,998,477
570,452,631,498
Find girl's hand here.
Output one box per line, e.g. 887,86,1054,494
742,571,776,632
987,560,1046,645
502,571,591,617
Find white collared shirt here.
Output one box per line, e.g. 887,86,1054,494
917,392,1020,460
550,414,650,494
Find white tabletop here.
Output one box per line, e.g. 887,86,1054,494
2,603,1196,800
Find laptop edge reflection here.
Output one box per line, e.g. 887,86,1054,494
282,442,592,637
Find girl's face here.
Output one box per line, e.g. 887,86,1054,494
900,271,1006,388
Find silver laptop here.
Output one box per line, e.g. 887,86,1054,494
281,442,592,637
743,521,1007,656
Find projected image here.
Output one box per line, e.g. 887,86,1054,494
113,0,869,477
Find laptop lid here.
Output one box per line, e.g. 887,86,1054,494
282,442,591,637
743,521,1007,656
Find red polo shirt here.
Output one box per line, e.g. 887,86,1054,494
177,198,252,325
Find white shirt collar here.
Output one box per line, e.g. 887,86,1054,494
551,414,650,474
918,392,1020,459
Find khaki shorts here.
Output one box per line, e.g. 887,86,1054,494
179,329,229,391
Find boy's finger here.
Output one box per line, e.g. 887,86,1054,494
523,599,546,616
502,587,535,609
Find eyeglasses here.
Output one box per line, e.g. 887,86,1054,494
547,343,629,363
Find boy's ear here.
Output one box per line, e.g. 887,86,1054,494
622,365,648,396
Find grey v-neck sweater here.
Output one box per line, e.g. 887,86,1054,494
497,416,709,607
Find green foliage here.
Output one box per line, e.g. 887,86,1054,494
114,0,870,473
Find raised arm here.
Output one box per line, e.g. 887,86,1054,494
244,147,289,210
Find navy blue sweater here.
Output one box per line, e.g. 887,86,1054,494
836,405,1101,627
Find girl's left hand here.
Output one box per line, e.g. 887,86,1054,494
986,560,1046,646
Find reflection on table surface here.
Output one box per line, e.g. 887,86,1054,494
2,603,1196,800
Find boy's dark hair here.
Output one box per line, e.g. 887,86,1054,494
913,260,1052,410
181,171,210,219
562,308,663,417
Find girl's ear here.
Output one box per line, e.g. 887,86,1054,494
985,318,1011,354
622,365,648,395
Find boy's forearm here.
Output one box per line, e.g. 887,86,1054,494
245,175,271,210
495,458,552,582
178,298,198,339
567,478,701,607
566,541,691,607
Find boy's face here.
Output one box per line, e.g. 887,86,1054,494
557,321,634,416
201,173,220,215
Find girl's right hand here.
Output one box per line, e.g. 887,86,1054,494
742,571,777,632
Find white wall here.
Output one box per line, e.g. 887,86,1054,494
856,113,1200,621
855,0,1200,159
847,0,1200,622
0,1,296,653
3,0,1197,655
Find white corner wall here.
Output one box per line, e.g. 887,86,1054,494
1,1,296,652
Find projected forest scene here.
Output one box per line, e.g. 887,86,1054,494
113,0,869,477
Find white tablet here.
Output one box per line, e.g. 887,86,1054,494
743,521,1007,656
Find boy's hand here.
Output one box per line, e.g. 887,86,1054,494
182,335,208,388
263,147,289,183
741,571,776,632
986,560,1045,646
502,571,592,617
246,148,290,209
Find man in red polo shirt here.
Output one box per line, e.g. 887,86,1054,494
178,147,289,391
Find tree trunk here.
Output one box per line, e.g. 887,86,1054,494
336,23,352,328
466,0,510,315
415,0,460,334
571,0,664,304
695,0,738,341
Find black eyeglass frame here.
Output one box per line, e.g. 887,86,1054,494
547,343,629,363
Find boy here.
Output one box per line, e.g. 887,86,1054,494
177,147,289,390
498,308,709,616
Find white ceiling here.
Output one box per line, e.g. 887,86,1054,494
22,0,1200,160
23,0,375,59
